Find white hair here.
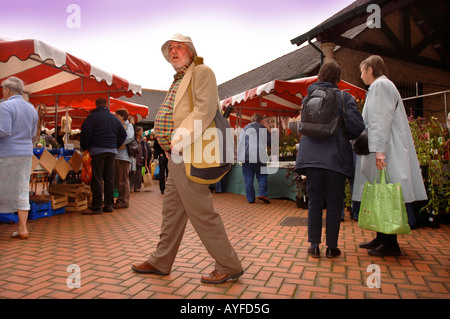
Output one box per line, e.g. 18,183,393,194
2,76,24,94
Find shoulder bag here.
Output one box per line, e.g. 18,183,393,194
126,139,140,157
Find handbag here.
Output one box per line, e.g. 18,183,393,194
143,166,153,187
352,130,369,155
358,168,411,235
126,139,140,157
183,80,232,185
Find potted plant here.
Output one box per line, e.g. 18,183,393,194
279,129,298,161
285,165,308,208
409,116,450,227
419,159,450,228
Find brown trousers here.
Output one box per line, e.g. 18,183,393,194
148,157,242,274
114,159,131,207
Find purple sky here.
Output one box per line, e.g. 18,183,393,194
1,0,356,90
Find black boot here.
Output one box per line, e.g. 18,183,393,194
368,244,401,256
359,237,383,249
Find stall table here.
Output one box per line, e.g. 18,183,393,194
223,162,296,201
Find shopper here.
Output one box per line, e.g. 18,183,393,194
295,61,365,258
80,98,127,214
130,126,148,192
153,138,168,194
114,109,134,208
237,113,271,204
353,55,427,256
0,77,38,239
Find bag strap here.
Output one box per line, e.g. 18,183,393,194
188,82,194,112
373,168,390,184
336,89,353,150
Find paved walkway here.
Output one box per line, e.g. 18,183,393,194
0,183,449,300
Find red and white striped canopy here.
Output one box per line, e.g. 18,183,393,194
38,98,149,130
0,38,141,106
221,76,366,127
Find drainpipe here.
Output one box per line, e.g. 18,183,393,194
308,39,324,66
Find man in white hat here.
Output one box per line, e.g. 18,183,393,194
131,34,243,284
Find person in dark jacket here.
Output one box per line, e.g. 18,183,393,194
153,138,168,194
295,61,365,259
80,98,127,214
130,126,150,192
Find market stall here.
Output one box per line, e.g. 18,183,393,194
0,38,143,221
219,76,367,200
37,98,149,130
0,38,142,132
221,76,367,128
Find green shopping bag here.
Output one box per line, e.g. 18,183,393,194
358,169,411,235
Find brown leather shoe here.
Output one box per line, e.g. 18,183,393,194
81,208,102,215
131,261,168,275
201,269,244,284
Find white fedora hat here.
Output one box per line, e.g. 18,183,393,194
161,34,197,62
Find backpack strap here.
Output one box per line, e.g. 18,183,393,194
337,89,353,150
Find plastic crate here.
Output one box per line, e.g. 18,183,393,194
30,200,52,212
0,213,19,223
33,148,45,156
29,209,53,220
52,207,66,215
29,199,53,220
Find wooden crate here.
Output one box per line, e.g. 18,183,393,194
55,157,72,180
69,151,83,172
39,150,57,173
31,194,68,210
65,197,88,212
49,183,91,200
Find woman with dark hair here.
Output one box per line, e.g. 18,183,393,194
295,62,365,258
353,55,427,256
130,126,148,192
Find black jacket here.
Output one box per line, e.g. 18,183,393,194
80,107,127,151
295,81,365,178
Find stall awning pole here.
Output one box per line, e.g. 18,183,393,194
55,95,59,142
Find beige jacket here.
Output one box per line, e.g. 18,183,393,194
172,57,220,153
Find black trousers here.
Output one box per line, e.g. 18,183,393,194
90,152,116,211
158,154,168,192
305,168,347,248
374,232,399,249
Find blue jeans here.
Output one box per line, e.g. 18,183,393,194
242,163,268,203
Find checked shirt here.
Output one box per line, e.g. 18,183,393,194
153,62,192,152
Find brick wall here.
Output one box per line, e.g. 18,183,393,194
332,9,450,123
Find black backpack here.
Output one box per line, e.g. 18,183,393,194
298,87,343,138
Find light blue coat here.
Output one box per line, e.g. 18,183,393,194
352,76,427,203
0,95,38,157
115,120,134,163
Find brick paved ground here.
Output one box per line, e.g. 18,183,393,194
0,183,449,300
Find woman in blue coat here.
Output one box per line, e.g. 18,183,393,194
295,62,365,258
